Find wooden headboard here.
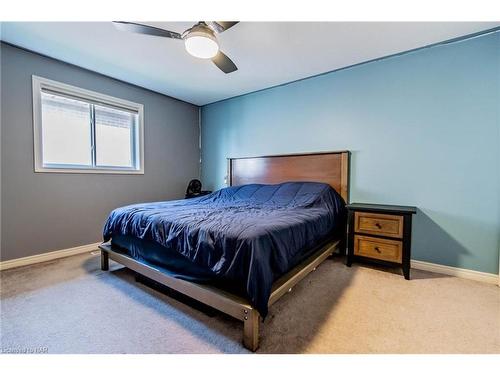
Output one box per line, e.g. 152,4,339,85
228,151,350,202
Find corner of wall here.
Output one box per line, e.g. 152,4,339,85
198,106,202,180
0,41,3,256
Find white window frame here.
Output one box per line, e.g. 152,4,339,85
32,75,144,174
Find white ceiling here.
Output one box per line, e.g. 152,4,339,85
1,22,498,106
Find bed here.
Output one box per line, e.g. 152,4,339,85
99,151,350,351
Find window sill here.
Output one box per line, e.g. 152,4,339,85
34,167,144,175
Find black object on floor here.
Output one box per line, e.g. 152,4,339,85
185,179,212,199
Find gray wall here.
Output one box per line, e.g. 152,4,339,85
202,32,500,274
1,43,200,261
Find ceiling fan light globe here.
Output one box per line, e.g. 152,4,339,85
185,34,219,59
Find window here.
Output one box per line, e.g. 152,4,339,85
32,76,144,174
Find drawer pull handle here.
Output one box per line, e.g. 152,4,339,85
374,246,381,253
375,223,382,229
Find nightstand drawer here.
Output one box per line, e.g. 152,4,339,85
353,235,402,263
354,212,403,238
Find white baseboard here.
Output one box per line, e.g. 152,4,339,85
0,242,101,271
1,243,498,286
411,259,499,285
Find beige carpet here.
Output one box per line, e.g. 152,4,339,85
1,251,499,353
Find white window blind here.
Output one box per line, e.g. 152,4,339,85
32,76,144,174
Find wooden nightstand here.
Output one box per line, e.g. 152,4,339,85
346,203,417,279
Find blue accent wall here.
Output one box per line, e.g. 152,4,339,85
201,32,500,274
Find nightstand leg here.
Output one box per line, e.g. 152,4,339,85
345,238,352,266
402,214,412,280
345,210,354,267
346,254,352,267
403,264,410,280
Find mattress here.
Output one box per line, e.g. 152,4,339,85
103,181,346,317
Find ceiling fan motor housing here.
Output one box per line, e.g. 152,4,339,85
183,23,219,59
182,22,217,40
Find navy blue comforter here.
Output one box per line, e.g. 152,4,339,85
103,182,346,317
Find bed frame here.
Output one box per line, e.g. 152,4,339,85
99,150,350,351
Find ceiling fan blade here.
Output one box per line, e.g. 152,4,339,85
206,21,239,33
113,21,182,39
212,51,238,74
217,21,239,31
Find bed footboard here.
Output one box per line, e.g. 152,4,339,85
99,238,339,351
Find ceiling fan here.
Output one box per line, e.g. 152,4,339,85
113,21,239,74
